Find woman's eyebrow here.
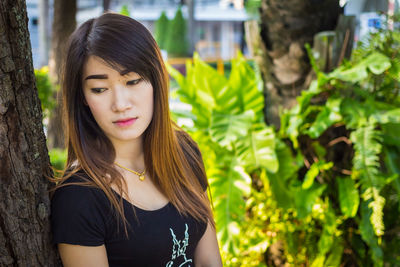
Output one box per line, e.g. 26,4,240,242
85,74,108,80
119,69,130,76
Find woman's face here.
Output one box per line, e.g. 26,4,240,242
82,55,154,147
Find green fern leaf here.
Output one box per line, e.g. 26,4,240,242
351,122,385,236
306,98,342,138
359,201,383,266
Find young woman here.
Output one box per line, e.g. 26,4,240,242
50,12,222,266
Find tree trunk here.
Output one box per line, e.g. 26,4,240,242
39,0,49,67
0,0,60,265
47,0,76,149
49,0,76,82
103,0,111,12
187,0,195,55
257,0,342,128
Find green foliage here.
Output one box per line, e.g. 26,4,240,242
154,11,169,50
244,0,261,19
34,66,56,119
277,24,400,266
168,24,400,266
49,148,67,175
119,5,130,16
165,8,188,57
168,52,275,257
337,177,359,217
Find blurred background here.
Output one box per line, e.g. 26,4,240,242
27,0,399,68
27,0,400,266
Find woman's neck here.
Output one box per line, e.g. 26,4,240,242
112,138,145,172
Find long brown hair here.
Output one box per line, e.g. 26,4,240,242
51,13,214,232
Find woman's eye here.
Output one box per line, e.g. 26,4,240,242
91,88,107,93
127,78,142,86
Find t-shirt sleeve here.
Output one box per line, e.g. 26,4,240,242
51,177,107,246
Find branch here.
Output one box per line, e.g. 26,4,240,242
332,166,352,175
328,136,352,147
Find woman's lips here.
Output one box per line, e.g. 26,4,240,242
114,118,137,127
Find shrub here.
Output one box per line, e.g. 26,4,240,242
168,23,400,265
49,148,67,176
34,66,56,120
120,5,130,16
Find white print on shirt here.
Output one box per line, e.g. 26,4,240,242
166,223,192,267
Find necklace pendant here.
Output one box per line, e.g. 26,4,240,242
139,175,145,181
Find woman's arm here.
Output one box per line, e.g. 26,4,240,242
194,222,223,267
58,243,109,267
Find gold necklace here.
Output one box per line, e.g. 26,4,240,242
115,162,146,181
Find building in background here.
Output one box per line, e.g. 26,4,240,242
26,0,400,68
26,0,41,68
27,0,249,67
77,0,249,60
344,0,399,42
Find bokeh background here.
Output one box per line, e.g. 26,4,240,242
27,0,400,266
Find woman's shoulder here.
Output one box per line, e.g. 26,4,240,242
50,172,110,246
51,171,109,210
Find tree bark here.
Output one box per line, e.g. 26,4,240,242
0,0,59,265
258,0,342,128
47,0,76,149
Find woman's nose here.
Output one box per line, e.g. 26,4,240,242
111,86,132,112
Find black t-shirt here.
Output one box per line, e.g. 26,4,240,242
51,174,207,266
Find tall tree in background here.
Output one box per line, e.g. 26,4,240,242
165,8,188,57
47,0,77,149
250,0,342,127
0,0,59,265
154,11,170,50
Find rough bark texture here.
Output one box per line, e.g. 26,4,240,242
257,0,342,128
0,0,60,266
47,0,76,149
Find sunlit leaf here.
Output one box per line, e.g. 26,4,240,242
228,52,264,118
373,109,400,124
210,157,251,254
294,183,327,218
237,126,278,173
363,52,391,75
210,110,254,148
302,161,333,189
306,98,342,138
337,177,360,217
